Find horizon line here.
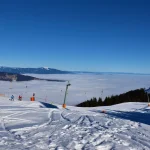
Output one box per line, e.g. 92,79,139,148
0,66,150,75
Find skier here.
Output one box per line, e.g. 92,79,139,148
18,95,22,101
11,95,14,101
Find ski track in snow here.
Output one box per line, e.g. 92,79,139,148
0,99,150,150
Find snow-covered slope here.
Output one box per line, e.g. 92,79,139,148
0,97,150,150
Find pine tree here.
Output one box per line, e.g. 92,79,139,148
98,97,103,106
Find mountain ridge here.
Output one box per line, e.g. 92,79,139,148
0,66,71,74
1,66,150,75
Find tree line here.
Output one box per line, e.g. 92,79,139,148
76,88,149,107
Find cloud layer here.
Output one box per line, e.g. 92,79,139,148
0,74,150,105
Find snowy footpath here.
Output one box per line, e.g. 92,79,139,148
0,97,150,150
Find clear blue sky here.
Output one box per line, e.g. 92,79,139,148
0,0,150,73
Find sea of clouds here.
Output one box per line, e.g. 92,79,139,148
1,73,150,105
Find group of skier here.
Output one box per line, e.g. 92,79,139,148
10,95,22,101
10,93,35,101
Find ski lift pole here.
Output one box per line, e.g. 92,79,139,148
145,89,150,107
147,92,150,103
145,88,150,106
146,92,150,107
63,81,71,108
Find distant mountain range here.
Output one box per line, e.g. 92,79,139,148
0,66,71,74
0,66,148,75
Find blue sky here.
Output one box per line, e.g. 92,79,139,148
0,0,150,73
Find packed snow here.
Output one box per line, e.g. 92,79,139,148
0,97,150,150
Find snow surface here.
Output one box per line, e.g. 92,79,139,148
42,67,49,70
0,97,150,150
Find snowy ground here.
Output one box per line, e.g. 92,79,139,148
1,74,150,105
0,97,150,150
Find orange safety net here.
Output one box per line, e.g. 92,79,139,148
0,94,5,97
30,96,35,101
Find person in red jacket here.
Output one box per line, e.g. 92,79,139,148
18,95,22,101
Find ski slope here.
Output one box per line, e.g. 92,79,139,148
0,97,150,150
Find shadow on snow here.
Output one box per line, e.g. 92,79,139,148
39,101,58,109
93,106,150,125
106,109,150,125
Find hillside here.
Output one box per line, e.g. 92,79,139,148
0,72,66,82
77,88,149,107
0,97,150,150
0,72,36,81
